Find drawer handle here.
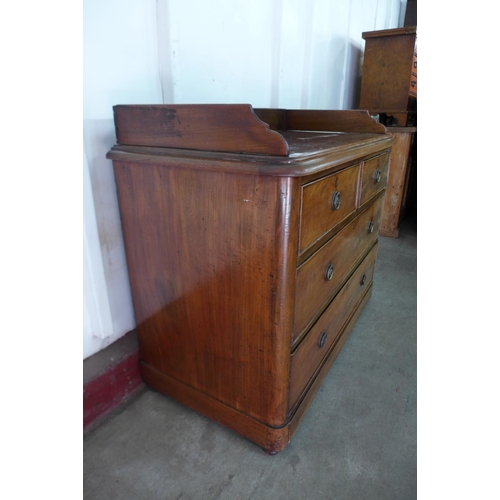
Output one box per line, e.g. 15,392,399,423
368,221,374,234
325,263,334,281
414,60,417,69
411,80,416,87
361,274,367,286
318,332,328,348
331,191,341,210
374,169,381,183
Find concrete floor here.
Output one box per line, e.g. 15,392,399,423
83,212,417,500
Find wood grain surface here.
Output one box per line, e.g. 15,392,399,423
359,152,390,206
114,161,299,426
299,164,360,253
359,27,417,113
293,196,382,342
113,104,289,155
380,130,415,237
290,243,379,408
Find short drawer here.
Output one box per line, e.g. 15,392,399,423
359,153,389,207
289,242,379,409
299,164,359,253
293,196,383,341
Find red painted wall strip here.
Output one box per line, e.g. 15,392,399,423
83,350,144,430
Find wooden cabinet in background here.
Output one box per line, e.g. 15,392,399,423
107,105,395,453
359,26,417,127
380,127,416,237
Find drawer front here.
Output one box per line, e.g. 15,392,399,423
293,196,383,341
359,153,389,207
290,242,379,409
299,164,359,253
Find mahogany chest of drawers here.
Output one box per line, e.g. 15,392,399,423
359,26,417,126
107,105,394,453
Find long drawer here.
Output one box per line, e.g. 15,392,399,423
293,195,383,341
289,242,379,409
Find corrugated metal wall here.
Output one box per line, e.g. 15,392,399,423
158,0,402,109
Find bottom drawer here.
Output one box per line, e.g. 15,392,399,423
289,242,379,409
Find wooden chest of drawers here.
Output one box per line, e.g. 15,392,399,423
359,26,417,126
107,105,394,454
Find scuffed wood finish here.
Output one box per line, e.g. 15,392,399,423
113,104,290,155
380,128,416,237
290,243,378,409
299,164,360,253
108,105,393,453
293,196,383,342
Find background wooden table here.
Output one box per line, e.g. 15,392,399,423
380,126,416,238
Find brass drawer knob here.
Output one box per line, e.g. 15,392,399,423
331,191,341,210
325,263,334,281
361,274,367,286
318,332,327,348
374,169,381,183
368,221,374,234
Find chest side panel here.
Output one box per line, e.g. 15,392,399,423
113,162,296,425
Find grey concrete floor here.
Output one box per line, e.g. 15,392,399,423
83,212,417,500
